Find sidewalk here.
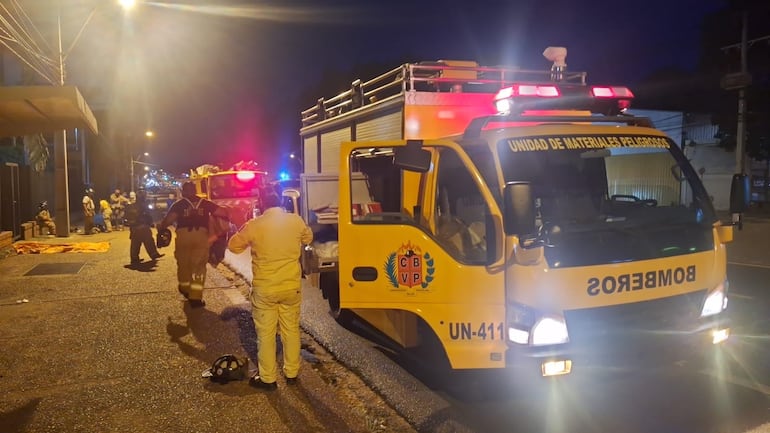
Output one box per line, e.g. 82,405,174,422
0,229,415,433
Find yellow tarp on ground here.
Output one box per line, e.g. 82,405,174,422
13,242,110,254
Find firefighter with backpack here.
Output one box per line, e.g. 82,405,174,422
157,182,229,306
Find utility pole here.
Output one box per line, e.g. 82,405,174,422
720,11,770,222
720,17,770,173
736,11,748,175
53,1,71,237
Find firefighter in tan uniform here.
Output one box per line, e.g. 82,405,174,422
227,193,313,389
158,182,228,305
35,201,56,236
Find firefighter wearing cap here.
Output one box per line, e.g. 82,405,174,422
158,182,228,305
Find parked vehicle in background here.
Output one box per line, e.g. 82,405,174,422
189,162,269,229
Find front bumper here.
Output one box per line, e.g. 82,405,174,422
506,292,730,375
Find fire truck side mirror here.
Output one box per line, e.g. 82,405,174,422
503,182,536,236
394,140,431,173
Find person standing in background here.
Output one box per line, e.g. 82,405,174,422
166,192,176,210
227,192,313,390
99,199,113,233
110,188,129,231
82,188,96,235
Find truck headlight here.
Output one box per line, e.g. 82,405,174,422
507,303,536,345
507,304,569,346
531,315,569,346
701,280,728,317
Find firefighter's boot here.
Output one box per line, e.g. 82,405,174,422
189,280,204,306
178,282,191,299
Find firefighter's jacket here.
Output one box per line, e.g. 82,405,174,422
227,207,313,294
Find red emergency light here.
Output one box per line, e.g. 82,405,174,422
591,86,634,98
496,84,561,100
235,171,256,181
494,82,635,115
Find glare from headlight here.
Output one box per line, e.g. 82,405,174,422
701,282,728,317
531,316,569,346
508,327,529,345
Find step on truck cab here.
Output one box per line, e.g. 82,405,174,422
299,48,745,377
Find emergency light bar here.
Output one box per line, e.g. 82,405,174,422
497,84,561,99
463,114,653,140
236,171,257,181
494,83,634,116
591,86,634,98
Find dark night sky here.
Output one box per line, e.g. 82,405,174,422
64,0,728,177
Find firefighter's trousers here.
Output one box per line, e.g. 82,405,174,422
251,288,302,383
174,227,209,301
129,224,159,262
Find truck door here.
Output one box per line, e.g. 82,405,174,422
337,140,507,370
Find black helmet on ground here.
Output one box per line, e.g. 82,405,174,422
203,354,248,383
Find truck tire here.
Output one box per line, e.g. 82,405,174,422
319,271,352,325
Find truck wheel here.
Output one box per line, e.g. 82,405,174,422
320,271,352,325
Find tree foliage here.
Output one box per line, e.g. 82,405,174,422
24,133,49,172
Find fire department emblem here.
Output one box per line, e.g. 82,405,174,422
384,242,435,290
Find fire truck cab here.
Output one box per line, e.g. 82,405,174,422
298,47,746,378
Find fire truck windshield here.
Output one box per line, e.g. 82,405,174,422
208,173,262,199
495,134,717,268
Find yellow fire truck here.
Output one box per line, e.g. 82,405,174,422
298,48,745,377
189,163,269,229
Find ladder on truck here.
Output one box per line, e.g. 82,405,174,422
300,61,588,127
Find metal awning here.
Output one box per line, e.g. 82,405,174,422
0,85,98,137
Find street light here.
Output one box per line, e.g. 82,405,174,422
130,152,149,192
289,152,304,166
128,129,155,191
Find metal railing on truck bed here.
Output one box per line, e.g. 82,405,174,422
301,61,588,127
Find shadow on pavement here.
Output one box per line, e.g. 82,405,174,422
0,398,41,433
166,301,258,376
122,260,159,272
220,306,258,365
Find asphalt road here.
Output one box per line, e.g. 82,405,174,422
419,261,770,433
3,216,764,433
0,231,417,433
224,216,770,433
